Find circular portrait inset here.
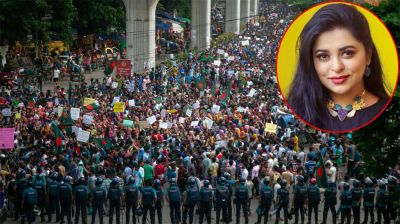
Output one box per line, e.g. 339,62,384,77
277,2,398,133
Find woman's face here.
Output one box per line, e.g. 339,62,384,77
312,28,371,96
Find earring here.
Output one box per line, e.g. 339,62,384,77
364,66,371,78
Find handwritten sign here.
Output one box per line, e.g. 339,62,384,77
113,102,125,113
83,115,93,125
190,121,199,127
2,108,11,117
0,128,14,149
70,108,80,120
146,115,157,125
128,99,135,107
77,129,90,143
123,119,134,127
264,123,277,134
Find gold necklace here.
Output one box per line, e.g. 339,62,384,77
327,90,366,121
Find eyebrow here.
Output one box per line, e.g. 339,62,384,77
314,45,356,54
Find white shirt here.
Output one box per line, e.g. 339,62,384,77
251,165,260,179
329,166,337,183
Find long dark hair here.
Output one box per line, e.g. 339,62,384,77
287,3,389,126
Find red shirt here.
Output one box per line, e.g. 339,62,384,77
154,163,165,177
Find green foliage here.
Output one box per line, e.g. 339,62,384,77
353,95,400,177
159,0,191,19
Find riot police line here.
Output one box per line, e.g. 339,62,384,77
5,168,400,224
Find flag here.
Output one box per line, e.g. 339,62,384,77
316,151,328,188
211,84,219,96
104,60,116,76
195,77,206,91
94,138,112,150
83,102,99,112
51,122,62,157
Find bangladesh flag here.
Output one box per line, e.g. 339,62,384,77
51,122,62,157
316,151,328,188
104,60,116,76
211,84,219,96
219,86,231,102
94,138,112,150
83,102,99,112
195,77,206,91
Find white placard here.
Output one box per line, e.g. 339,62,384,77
70,108,80,120
77,129,90,143
192,101,200,110
217,49,225,54
128,99,135,107
1,108,11,117
72,126,81,136
167,122,173,128
190,121,199,127
146,115,157,125
159,122,168,129
112,97,120,105
211,105,220,114
247,88,256,97
111,82,118,89
203,117,213,129
83,115,93,125
237,107,245,113
241,40,249,46
213,60,221,66
179,117,185,124
186,109,192,117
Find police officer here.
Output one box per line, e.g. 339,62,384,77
47,172,61,223
376,180,389,224
351,179,362,224
293,175,307,224
215,177,229,224
257,177,273,224
339,182,352,224
60,176,73,224
34,174,47,222
154,179,164,224
166,178,181,224
183,177,200,224
275,179,289,224
321,180,337,224
199,179,213,224
74,177,88,224
125,176,140,224
234,177,249,224
387,176,398,222
15,170,28,221
224,173,235,223
307,178,320,224
109,177,122,224
92,177,106,224
363,177,375,224
22,180,37,224
141,180,157,224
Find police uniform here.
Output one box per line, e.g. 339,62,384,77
293,182,307,224
376,186,389,224
307,183,320,224
215,182,229,224
339,187,352,224
363,186,375,224
183,180,200,224
235,180,249,224
92,184,106,224
125,182,140,224
321,182,337,224
108,182,122,224
257,182,273,224
351,184,362,224
167,182,181,224
75,183,89,224
141,185,157,224
48,177,61,222
275,184,289,224
199,184,213,224
154,185,163,224
34,176,46,222
60,180,73,224
22,184,37,224
15,174,28,221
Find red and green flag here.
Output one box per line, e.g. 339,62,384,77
211,84,219,96
51,122,63,157
83,102,99,112
104,60,116,76
195,77,207,91
316,151,328,188
94,138,112,150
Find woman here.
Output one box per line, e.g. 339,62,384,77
287,3,390,131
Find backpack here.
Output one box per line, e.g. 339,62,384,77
200,187,213,202
168,186,181,202
25,189,37,204
261,186,273,202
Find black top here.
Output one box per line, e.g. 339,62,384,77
320,98,388,132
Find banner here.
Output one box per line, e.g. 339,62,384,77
0,128,14,149
117,59,131,76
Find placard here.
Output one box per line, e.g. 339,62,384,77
159,122,168,129
264,123,277,134
57,106,64,117
117,59,131,76
83,115,93,125
211,105,220,114
190,121,199,127
186,109,192,117
123,119,134,127
0,128,14,149
113,102,125,113
247,88,256,97
203,117,213,129
83,98,96,106
179,117,185,124
77,129,90,143
138,120,150,129
70,108,80,120
1,108,11,117
15,113,21,119
192,101,200,110
128,99,135,107
146,115,157,125
111,82,118,89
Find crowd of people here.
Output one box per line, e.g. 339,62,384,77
0,1,399,224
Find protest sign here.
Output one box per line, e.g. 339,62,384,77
128,99,135,107
113,102,125,113
123,119,134,127
70,108,80,120
83,98,96,106
211,105,220,114
0,128,14,149
2,108,11,117
146,115,157,125
159,122,168,129
77,130,90,143
191,121,199,127
117,59,131,76
264,123,277,134
83,115,93,125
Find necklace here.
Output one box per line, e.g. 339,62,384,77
327,90,366,121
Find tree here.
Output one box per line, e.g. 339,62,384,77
159,0,191,19
48,0,77,46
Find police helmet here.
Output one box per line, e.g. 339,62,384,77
310,178,317,184
353,179,360,188
78,177,86,185
136,207,143,216
50,172,58,181
223,172,231,179
189,177,196,185
343,182,350,190
96,177,103,186
111,177,119,187
154,179,161,186
263,176,270,185
378,180,386,189
297,175,304,184
364,177,373,186
203,180,210,187
280,179,287,187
